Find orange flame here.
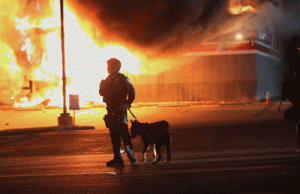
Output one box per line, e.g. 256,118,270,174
0,41,23,105
229,0,257,15
1,0,142,107
1,0,181,108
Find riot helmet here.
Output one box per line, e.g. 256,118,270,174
107,58,121,75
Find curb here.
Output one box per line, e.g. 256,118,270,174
2,101,283,111
0,126,58,136
57,126,95,132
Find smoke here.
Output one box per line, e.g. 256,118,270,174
70,0,229,55
1,0,298,68
278,0,300,43
69,0,299,56
276,0,300,79
2,0,296,69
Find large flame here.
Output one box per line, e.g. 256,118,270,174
229,0,257,15
1,0,142,107
0,42,23,105
1,0,186,108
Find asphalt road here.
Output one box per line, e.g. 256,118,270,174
1,102,300,193
1,154,299,193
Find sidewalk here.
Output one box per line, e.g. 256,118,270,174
0,101,291,132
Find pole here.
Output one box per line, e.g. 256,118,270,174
73,110,75,126
58,0,72,127
60,0,67,114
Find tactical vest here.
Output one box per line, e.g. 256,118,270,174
101,73,128,108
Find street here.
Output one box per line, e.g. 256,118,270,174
1,154,299,193
1,102,300,193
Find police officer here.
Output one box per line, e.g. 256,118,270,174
281,36,300,151
99,58,138,166
282,36,300,115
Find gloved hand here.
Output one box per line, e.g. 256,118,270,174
121,103,130,111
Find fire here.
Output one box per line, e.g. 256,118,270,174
14,96,44,107
1,0,142,107
229,5,256,15
229,0,257,15
236,33,243,40
0,41,23,105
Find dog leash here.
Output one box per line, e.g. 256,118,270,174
128,108,139,122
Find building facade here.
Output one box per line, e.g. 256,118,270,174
130,0,284,103
131,41,282,103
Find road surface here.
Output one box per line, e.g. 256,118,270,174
1,102,300,193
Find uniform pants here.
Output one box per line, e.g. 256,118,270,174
109,123,135,161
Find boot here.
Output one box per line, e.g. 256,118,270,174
106,158,124,166
125,145,138,164
106,149,124,166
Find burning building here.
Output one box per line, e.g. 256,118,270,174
0,0,143,107
130,0,285,103
0,0,289,107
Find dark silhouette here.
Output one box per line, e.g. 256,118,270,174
281,36,300,150
130,120,171,164
99,58,138,166
282,36,300,103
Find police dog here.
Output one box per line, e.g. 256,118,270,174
130,120,171,164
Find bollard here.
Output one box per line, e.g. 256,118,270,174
265,91,270,105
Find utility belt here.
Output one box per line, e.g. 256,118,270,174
103,106,126,128
103,113,115,128
103,107,137,128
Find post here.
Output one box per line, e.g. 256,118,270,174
73,110,75,126
69,94,80,126
58,0,72,127
60,0,67,115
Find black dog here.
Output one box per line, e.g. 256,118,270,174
130,120,171,164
